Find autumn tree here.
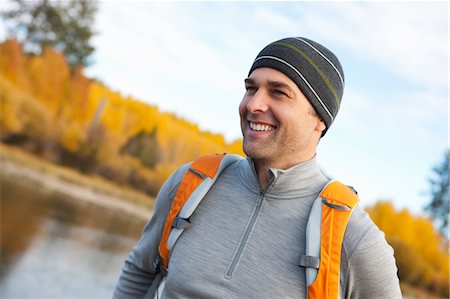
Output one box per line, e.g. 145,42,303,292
367,201,449,296
1,0,97,69
425,149,449,237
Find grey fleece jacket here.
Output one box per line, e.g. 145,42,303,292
113,156,402,298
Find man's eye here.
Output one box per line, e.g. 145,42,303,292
273,90,287,96
245,86,256,93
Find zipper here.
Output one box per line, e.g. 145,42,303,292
224,175,278,278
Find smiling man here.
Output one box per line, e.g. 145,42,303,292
113,37,402,299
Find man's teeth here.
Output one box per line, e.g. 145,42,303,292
250,122,274,132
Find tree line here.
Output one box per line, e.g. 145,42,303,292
0,39,243,196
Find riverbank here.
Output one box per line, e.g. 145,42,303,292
0,144,153,220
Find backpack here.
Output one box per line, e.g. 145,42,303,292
146,153,359,299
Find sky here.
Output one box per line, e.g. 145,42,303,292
3,1,449,215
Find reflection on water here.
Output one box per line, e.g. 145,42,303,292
0,174,148,298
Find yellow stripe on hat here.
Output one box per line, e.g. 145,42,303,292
273,41,340,108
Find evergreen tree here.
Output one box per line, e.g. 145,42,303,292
425,149,449,237
2,0,97,69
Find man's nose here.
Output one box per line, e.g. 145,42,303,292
246,90,268,113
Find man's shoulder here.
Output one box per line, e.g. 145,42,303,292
339,202,401,297
343,204,387,258
170,162,191,183
155,162,192,206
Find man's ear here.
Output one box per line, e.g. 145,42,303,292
315,119,326,133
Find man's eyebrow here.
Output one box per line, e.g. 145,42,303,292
244,78,255,84
244,78,295,95
267,80,293,91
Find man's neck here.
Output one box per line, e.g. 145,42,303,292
254,162,271,191
253,153,317,190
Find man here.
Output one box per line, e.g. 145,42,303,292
113,37,402,298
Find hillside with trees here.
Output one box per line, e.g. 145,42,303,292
0,39,243,196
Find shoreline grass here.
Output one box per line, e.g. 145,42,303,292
0,143,154,209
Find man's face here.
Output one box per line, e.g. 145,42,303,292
239,67,325,169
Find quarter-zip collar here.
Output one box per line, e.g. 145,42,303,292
238,155,329,199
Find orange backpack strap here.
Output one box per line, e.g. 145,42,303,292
303,180,359,299
157,153,242,270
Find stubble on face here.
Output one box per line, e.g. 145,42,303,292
239,68,322,170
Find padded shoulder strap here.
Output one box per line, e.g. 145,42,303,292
303,180,359,299
158,153,242,269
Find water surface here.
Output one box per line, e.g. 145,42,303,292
0,174,148,298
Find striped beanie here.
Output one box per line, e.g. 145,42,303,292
248,37,345,136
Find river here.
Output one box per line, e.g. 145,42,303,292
0,174,149,298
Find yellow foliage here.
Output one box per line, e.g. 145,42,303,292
0,39,31,92
58,122,85,153
26,47,70,118
0,38,244,196
85,83,108,125
63,67,92,125
226,139,244,156
366,201,449,297
0,75,51,138
93,128,120,163
153,163,180,190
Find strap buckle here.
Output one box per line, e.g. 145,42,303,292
172,216,191,229
322,198,351,211
299,255,320,269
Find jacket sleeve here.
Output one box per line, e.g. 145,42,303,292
112,164,190,299
341,206,403,299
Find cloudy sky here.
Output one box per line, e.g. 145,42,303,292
4,1,448,215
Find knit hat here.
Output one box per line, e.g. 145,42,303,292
248,37,345,136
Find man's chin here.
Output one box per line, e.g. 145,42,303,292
243,145,255,159
243,145,267,160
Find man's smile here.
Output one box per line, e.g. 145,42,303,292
249,121,276,132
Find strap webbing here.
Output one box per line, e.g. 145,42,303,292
157,154,226,269
143,273,164,299
307,181,359,299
